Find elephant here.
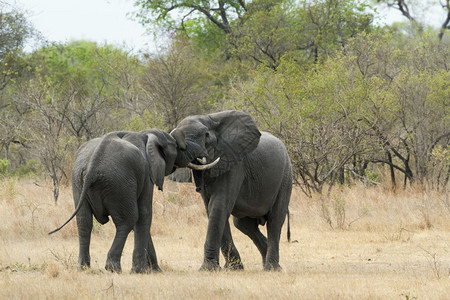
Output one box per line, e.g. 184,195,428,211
167,167,192,183
167,167,209,192
49,129,178,273
170,110,292,271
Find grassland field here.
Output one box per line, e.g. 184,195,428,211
0,178,449,299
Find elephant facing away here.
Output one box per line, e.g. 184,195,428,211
171,110,292,271
49,129,177,273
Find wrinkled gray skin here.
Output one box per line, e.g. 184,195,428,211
171,110,292,271
49,129,177,274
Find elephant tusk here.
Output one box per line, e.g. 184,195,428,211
188,157,220,171
197,157,207,165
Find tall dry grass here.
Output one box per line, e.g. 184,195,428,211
0,177,449,299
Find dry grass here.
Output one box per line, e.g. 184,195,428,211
0,178,449,299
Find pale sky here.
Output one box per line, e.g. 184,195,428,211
19,0,156,52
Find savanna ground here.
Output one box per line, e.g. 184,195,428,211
0,178,449,299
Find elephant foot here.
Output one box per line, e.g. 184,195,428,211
77,259,90,271
199,259,221,272
132,265,162,274
131,265,147,274
130,258,161,274
105,260,122,273
263,262,282,271
224,261,244,270
78,256,90,269
150,264,162,273
77,264,90,271
132,267,161,274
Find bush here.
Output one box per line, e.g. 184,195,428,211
0,159,10,176
13,159,41,177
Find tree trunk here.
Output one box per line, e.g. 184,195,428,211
386,150,396,191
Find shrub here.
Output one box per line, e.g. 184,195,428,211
0,159,10,176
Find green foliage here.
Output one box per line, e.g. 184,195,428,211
181,18,227,56
134,0,246,30
0,3,34,90
0,159,10,175
134,0,375,63
134,0,246,55
28,41,133,101
232,30,449,192
429,145,450,189
12,159,40,177
231,0,375,68
431,145,450,165
364,170,380,184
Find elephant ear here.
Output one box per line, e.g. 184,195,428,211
146,134,166,191
208,110,261,177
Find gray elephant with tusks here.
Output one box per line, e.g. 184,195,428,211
170,110,292,271
49,129,178,273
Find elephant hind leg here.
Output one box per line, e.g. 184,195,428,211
105,223,134,273
264,183,291,271
221,219,243,270
233,216,268,266
131,232,162,274
75,208,93,269
146,234,162,272
132,181,161,274
265,218,283,271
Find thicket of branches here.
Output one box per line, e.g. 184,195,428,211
1,0,449,201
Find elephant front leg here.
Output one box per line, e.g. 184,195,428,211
200,168,243,271
200,206,229,271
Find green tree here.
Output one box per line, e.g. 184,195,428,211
134,0,247,34
345,32,449,188
230,54,373,194
134,0,248,56
0,2,34,91
0,1,36,175
231,0,374,69
5,41,144,201
230,31,449,193
27,41,145,139
135,0,374,67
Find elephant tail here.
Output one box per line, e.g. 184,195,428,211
287,208,291,242
48,179,90,235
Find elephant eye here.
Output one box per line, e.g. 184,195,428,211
205,132,210,138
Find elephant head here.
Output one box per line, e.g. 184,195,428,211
140,129,178,190
170,110,261,177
